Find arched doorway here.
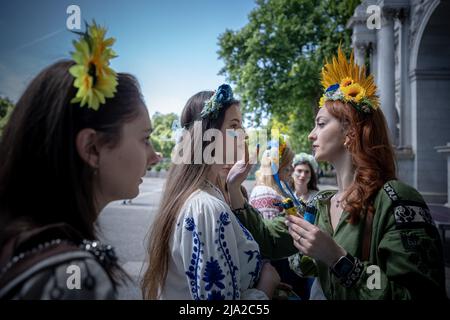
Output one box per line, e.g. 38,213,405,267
410,0,450,203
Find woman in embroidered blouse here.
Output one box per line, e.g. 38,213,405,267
142,85,280,300
227,49,446,299
249,146,295,220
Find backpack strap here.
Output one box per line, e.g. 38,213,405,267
0,240,87,299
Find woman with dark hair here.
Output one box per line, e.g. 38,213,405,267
226,48,446,299
291,153,319,204
0,23,160,299
142,85,280,300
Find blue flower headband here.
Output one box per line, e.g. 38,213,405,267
200,84,234,120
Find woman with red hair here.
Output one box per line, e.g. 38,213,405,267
228,48,446,299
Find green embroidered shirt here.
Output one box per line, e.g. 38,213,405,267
235,180,446,299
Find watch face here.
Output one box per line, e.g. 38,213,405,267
339,258,354,275
333,256,354,278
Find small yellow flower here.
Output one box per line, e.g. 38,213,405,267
340,77,354,88
69,22,118,110
319,95,326,107
341,83,366,103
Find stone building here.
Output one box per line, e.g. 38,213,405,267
348,0,450,204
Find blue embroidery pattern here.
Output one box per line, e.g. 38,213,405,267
216,212,239,299
245,250,262,287
208,290,225,300
183,210,260,300
203,257,225,291
236,218,254,241
184,217,203,300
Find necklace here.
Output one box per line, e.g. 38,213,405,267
296,190,310,202
333,193,343,208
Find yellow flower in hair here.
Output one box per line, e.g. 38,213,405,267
340,77,354,88
341,83,366,103
320,47,379,112
319,96,326,107
69,22,118,110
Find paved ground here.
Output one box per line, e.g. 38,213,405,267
98,177,165,299
98,177,450,299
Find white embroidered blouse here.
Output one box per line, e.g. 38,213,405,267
249,185,284,220
160,181,267,300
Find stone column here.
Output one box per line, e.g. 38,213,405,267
377,6,397,145
354,42,367,67
435,143,450,207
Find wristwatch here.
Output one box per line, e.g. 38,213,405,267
330,252,355,279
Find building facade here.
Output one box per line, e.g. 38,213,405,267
348,0,450,204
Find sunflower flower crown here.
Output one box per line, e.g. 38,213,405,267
69,21,118,110
319,47,379,114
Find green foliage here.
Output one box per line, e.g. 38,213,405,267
0,96,14,137
150,112,179,159
153,160,172,172
218,0,359,151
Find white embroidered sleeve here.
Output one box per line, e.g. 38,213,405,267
179,202,266,300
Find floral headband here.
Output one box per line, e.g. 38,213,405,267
292,153,318,173
319,47,379,114
200,84,234,120
69,21,118,110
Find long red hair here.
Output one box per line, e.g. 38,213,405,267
325,100,396,224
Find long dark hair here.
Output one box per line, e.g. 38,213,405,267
0,60,144,250
142,91,239,299
292,160,319,191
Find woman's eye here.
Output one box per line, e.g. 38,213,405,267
317,122,325,128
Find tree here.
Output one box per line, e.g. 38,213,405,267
218,0,359,152
0,96,14,137
150,112,179,159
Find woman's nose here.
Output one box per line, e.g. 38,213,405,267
148,150,162,167
308,129,316,141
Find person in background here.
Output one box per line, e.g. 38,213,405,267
291,153,319,204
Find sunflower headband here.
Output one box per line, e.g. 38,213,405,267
69,21,118,110
319,47,379,114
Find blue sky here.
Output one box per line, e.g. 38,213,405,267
0,0,256,116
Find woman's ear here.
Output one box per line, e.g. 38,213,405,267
76,128,100,169
344,128,356,148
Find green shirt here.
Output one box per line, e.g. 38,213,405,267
235,180,446,300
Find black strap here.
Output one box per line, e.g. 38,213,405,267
0,242,83,299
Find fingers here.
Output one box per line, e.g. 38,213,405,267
243,138,249,164
286,217,316,247
286,214,314,232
